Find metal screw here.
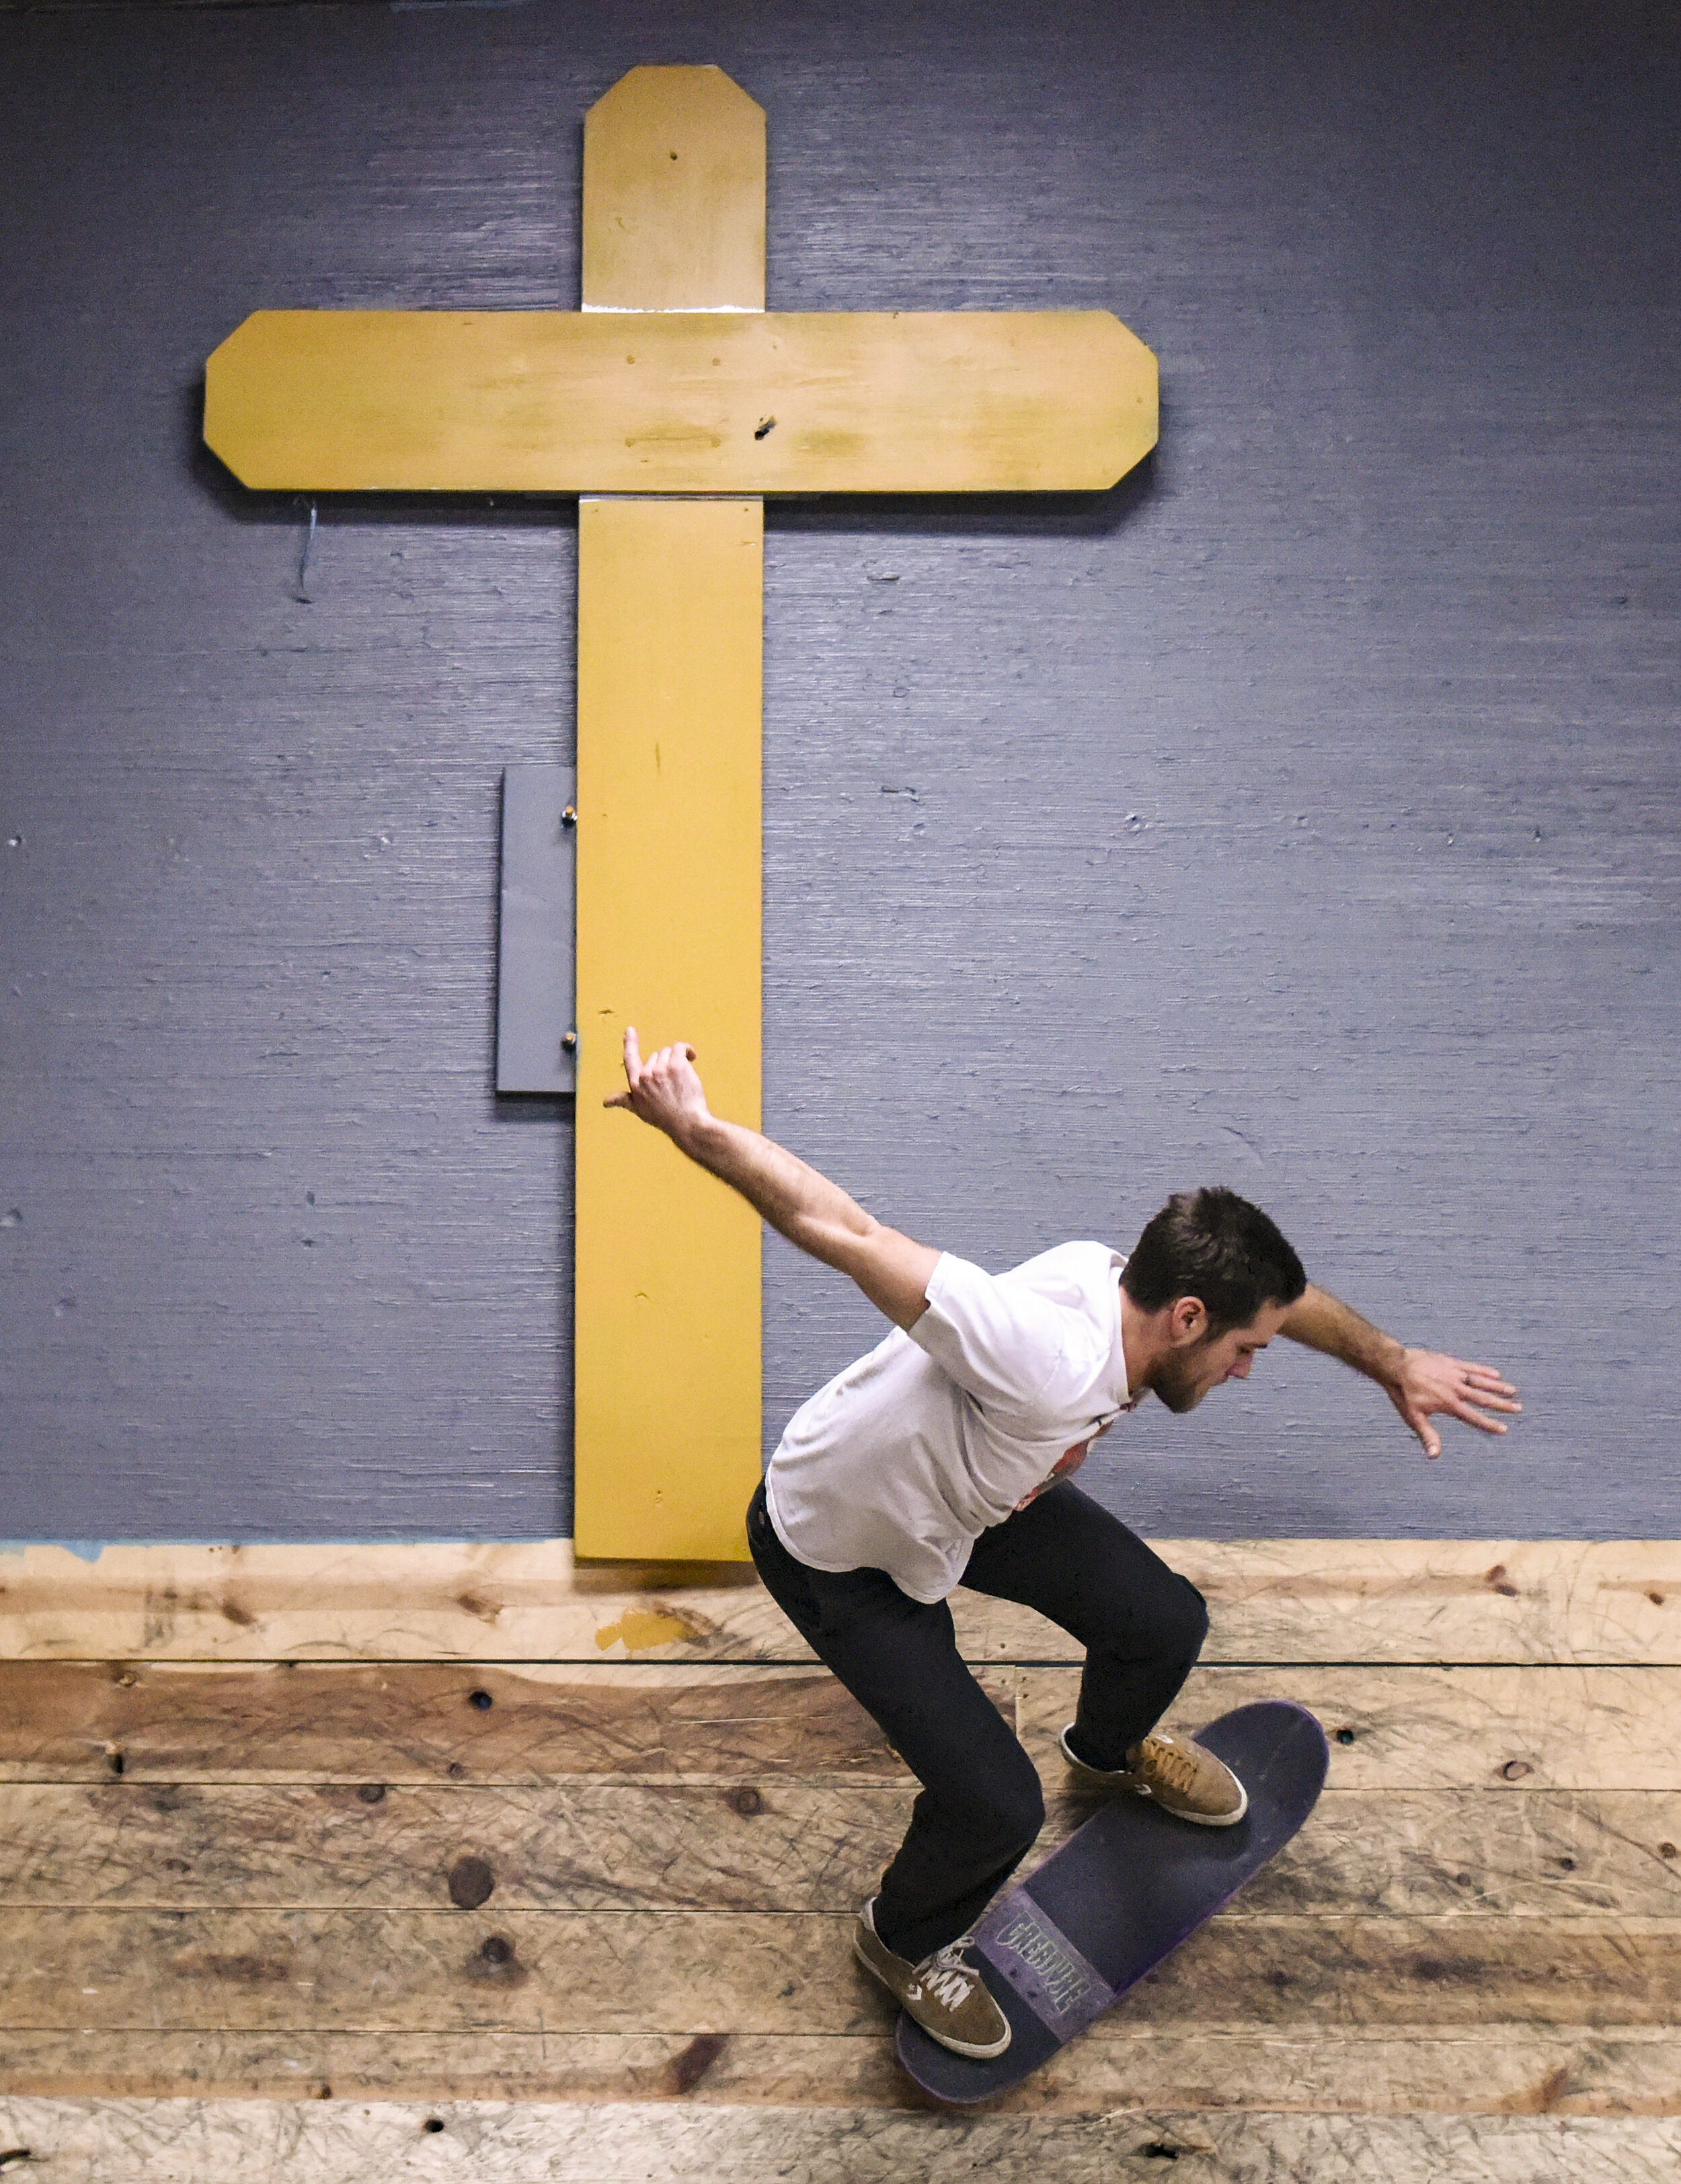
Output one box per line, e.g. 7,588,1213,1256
561,1031,578,1052
561,806,577,828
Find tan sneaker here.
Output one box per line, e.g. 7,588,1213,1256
853,1898,1011,2058
1060,1723,1249,1826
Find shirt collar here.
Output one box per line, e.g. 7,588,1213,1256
1109,1255,1144,1412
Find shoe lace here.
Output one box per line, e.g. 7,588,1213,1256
916,1941,982,2010
1138,1733,1202,1796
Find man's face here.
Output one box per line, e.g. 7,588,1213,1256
1151,1300,1290,1415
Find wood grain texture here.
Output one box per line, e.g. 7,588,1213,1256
3,1906,1678,2033
0,1660,934,1784
1019,1664,1681,1792
0,2100,1677,2181
204,309,1156,494
570,63,769,1566
572,497,766,1561
5,2027,1680,2115
5,1539,1678,1664
582,65,765,313
3,2018,1676,2123
4,1782,1678,1918
2,1658,1676,1789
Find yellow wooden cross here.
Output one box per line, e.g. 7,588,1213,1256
204,65,1157,1563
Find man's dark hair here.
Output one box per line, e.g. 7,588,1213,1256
1121,1186,1306,1337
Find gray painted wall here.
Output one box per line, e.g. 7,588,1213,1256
1,0,1676,1543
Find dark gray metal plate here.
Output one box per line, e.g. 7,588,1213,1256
496,763,576,1096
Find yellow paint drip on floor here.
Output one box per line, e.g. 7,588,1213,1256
594,1608,705,1654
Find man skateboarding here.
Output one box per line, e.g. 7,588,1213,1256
608,1029,1520,2061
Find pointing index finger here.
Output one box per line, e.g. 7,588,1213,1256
622,1025,642,1083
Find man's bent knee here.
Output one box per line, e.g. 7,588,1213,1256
1171,1574,1210,1662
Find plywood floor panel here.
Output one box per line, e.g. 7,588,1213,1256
6,1658,1678,1791
3,1549,1676,2145
0,1660,910,1785
6,1540,1678,1665
1,2097,1678,2182
1027,1664,1681,1792
3,1783,1678,1918
3,2027,1679,2113
3,1907,1678,2034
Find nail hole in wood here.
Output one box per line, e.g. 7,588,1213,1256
468,1689,493,1711
423,2119,445,2134
1499,1760,1532,1781
754,417,776,439
358,1784,386,1805
448,1856,495,1910
448,1762,467,1779
480,1935,512,1965
1660,1842,1678,1859
1335,1728,1356,1746
727,1786,763,1816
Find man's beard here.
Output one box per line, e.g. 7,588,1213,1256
1151,1342,1215,1415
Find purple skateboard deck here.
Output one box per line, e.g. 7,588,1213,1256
896,1700,1329,2101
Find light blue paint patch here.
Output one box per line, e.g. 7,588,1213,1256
0,1540,110,1563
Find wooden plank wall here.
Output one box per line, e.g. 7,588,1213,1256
1,1540,1679,2180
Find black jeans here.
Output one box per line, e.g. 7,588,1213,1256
746,1476,1209,1962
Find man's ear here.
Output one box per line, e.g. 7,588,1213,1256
1168,1295,1208,1348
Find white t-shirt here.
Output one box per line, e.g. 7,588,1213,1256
764,1242,1140,1604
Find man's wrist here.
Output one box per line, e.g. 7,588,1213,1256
672,1108,726,1165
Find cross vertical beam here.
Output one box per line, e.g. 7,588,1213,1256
572,69,767,1560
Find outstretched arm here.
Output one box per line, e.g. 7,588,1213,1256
1280,1284,1521,1458
606,1029,939,1330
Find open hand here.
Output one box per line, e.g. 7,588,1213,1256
1388,1351,1521,1459
603,1026,712,1144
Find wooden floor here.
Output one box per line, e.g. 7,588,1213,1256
1,1538,1679,2180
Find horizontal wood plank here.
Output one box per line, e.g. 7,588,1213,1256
1023,1664,1681,1793
3,1908,1678,2033
204,309,1156,494
0,1660,910,1785
5,1539,1676,1666
2,2026,1680,2115
0,2098,1677,2182
4,1659,1677,1792
3,1783,1678,1919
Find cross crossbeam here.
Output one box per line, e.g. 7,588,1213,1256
205,309,1155,494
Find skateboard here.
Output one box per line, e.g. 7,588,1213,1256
896,1699,1329,2101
